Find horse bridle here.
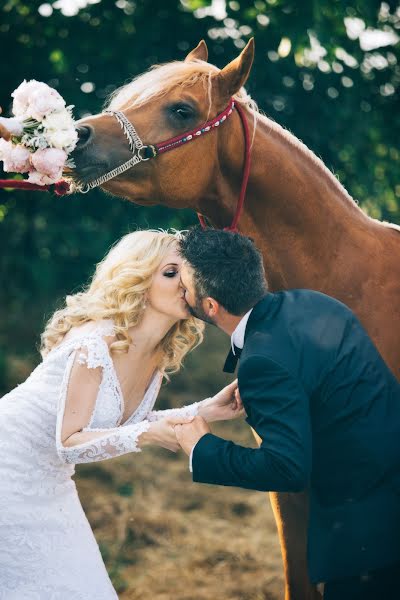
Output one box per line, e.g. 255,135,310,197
75,98,251,232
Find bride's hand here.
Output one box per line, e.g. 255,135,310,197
198,380,246,423
139,416,195,452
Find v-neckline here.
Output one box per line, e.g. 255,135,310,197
119,368,161,427
52,319,162,428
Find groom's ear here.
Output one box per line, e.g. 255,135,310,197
205,297,220,318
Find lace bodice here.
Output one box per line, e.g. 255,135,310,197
53,320,203,464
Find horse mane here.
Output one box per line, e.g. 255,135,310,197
107,60,259,115
259,112,361,210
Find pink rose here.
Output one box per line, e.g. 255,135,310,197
12,79,66,120
28,88,66,121
27,170,55,186
30,147,67,182
0,139,31,173
11,80,49,118
0,138,12,158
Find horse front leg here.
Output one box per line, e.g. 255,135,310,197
252,430,322,600
270,490,322,600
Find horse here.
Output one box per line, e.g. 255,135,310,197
70,39,400,600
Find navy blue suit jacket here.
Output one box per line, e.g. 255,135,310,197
192,290,400,582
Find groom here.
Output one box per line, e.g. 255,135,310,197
175,226,400,600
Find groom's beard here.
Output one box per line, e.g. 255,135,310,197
187,300,216,326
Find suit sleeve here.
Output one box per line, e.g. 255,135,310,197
192,356,311,492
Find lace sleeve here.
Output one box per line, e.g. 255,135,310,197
146,399,208,422
57,420,151,464
56,340,150,465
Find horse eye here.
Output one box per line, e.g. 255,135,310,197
170,104,194,120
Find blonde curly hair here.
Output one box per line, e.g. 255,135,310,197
40,230,204,375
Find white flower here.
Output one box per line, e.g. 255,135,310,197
0,116,24,137
0,139,31,173
30,147,67,182
43,108,74,130
42,108,78,152
44,128,78,152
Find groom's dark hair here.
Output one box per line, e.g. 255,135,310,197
179,226,268,315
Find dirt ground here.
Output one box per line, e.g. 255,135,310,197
75,326,285,600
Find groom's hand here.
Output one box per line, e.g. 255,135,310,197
174,416,211,456
198,380,245,422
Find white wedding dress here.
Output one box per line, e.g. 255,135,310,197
0,320,202,599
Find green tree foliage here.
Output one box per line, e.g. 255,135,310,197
0,0,398,380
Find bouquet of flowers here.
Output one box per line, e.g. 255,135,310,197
0,80,77,185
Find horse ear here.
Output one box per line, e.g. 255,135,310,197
214,38,254,102
184,40,208,63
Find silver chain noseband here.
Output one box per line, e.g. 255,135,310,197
75,110,156,194
73,100,236,194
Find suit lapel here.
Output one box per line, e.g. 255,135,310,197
222,294,276,373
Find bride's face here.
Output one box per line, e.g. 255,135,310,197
146,246,189,321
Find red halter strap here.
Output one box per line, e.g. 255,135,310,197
197,101,251,233
153,99,235,154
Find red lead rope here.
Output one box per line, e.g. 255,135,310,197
0,179,70,196
197,101,251,233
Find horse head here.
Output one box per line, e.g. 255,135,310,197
71,40,255,210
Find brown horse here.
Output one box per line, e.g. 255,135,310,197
70,40,400,600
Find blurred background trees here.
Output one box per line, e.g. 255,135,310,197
1,0,399,390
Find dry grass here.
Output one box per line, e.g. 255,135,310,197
75,327,285,600
77,422,284,599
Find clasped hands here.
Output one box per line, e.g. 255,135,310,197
150,380,244,455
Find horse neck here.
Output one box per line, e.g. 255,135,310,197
204,108,373,292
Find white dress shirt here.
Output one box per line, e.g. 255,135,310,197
189,308,254,472
230,308,253,354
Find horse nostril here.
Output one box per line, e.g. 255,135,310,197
75,125,93,148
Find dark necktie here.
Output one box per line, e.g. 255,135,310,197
223,344,242,373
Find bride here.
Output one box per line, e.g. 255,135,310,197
0,229,242,599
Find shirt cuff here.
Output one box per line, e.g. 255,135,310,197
189,440,200,473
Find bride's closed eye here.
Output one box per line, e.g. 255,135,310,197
163,269,178,278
